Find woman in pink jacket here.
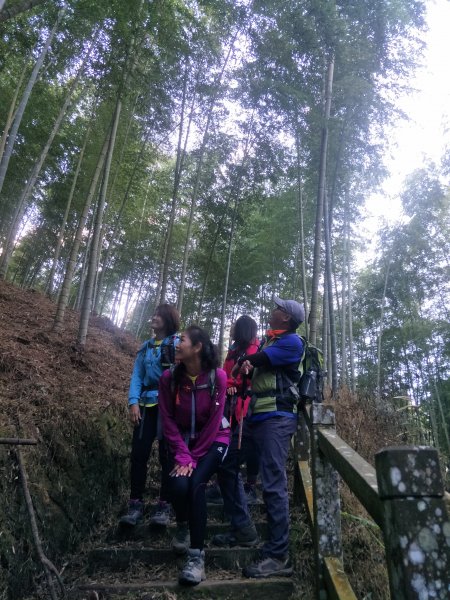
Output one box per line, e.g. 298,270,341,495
158,325,229,586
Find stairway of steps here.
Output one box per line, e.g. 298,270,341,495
67,495,314,600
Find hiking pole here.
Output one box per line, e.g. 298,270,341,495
237,374,248,451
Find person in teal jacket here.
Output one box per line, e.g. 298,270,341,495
119,303,180,527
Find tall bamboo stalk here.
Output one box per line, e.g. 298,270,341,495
309,55,334,345
77,100,121,345
52,134,109,331
46,124,91,297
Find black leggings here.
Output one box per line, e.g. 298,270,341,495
130,405,170,502
168,442,228,550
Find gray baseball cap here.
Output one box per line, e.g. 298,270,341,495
273,295,305,325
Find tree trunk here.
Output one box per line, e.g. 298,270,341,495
323,189,337,395
309,55,334,345
159,64,189,302
295,131,309,338
177,36,237,314
347,225,356,393
340,210,348,386
74,221,93,311
46,124,91,297
52,134,109,331
93,127,151,314
196,213,227,323
217,120,253,359
219,196,239,361
0,66,26,172
376,259,391,400
77,99,121,346
322,284,330,386
0,9,63,198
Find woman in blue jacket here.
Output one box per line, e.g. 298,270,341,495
119,303,180,527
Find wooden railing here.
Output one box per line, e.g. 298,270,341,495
293,402,450,600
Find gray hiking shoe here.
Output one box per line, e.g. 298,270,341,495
211,523,259,547
119,500,144,527
243,555,293,578
178,548,206,586
171,522,190,555
149,501,171,527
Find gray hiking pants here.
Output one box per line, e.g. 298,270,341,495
248,414,297,558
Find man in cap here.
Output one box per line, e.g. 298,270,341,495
234,296,305,578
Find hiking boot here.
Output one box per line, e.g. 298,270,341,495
118,500,144,527
149,501,171,527
171,522,190,555
205,482,223,505
243,555,293,578
211,523,259,547
178,548,206,586
244,483,258,505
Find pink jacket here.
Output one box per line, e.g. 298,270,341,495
158,368,230,468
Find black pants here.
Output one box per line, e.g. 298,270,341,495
168,442,228,549
217,422,255,530
129,405,170,502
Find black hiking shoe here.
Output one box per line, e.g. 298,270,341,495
243,555,293,578
171,521,190,555
119,499,144,527
149,500,172,527
211,523,259,547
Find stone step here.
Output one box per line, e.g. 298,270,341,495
73,576,294,599
111,520,268,543
206,499,265,521
117,500,265,527
87,546,262,573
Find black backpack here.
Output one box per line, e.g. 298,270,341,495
298,336,325,404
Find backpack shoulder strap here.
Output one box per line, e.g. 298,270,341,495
169,364,177,397
209,369,217,402
161,335,177,366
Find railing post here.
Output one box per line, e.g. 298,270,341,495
294,407,312,515
311,403,342,599
375,446,450,599
296,407,310,462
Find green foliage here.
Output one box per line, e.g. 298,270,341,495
2,0,442,455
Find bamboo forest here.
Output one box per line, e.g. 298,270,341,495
1,0,450,597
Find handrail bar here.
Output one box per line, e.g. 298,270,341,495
317,428,382,526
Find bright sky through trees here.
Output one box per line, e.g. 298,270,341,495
363,0,450,240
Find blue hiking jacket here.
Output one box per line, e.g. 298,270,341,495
128,335,178,407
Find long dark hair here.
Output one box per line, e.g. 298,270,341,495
155,303,180,336
233,315,258,351
174,325,219,384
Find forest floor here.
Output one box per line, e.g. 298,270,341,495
0,280,394,600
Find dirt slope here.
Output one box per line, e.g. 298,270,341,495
0,280,140,599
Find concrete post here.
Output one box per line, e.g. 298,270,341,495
311,403,342,599
375,446,450,599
